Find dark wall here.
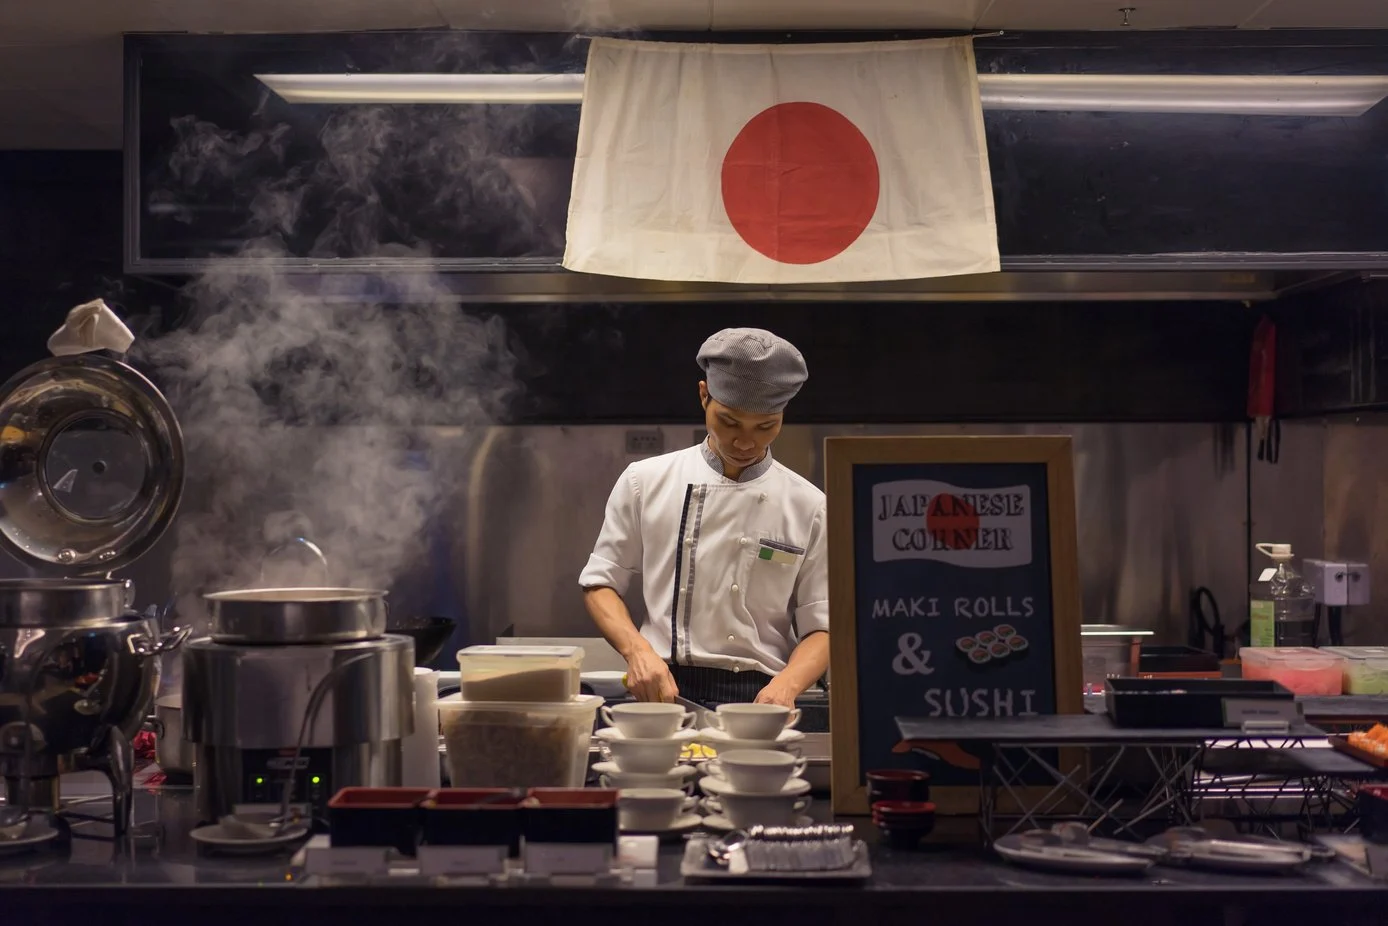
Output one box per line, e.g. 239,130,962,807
501,301,1256,424
0,151,152,375
0,149,1255,423
1276,276,1388,416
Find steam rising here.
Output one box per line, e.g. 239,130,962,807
135,59,544,626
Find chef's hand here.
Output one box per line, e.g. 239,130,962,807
624,646,679,703
754,677,800,708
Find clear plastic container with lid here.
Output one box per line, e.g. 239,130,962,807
1322,646,1388,694
456,645,585,702
1239,646,1344,695
438,693,603,789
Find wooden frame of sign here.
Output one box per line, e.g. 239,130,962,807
826,435,1084,816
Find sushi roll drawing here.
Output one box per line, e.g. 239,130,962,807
968,647,992,669
994,624,1017,639
1005,635,1029,663
988,640,1012,661
956,635,978,654
977,630,998,647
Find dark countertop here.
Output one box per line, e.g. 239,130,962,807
1,785,1386,926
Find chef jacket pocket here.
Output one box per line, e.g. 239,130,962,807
742,536,803,616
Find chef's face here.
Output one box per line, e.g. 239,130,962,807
700,382,783,474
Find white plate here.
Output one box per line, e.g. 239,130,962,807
595,727,700,744
593,760,696,779
0,819,60,856
994,835,1153,875
191,823,312,856
700,775,812,798
697,728,805,747
619,814,704,837
703,814,814,832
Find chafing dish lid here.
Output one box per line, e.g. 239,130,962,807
0,353,184,575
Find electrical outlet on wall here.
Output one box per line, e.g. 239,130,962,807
625,429,664,456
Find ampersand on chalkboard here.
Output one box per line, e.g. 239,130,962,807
892,632,935,676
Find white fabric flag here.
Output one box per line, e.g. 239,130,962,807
871,480,1033,569
563,36,1000,284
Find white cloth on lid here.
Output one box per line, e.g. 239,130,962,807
47,299,135,357
563,36,1000,284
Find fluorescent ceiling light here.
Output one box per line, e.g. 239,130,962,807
256,72,1388,117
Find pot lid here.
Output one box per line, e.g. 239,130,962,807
0,354,184,575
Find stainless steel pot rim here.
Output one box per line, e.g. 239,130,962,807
0,578,130,590
204,587,388,602
1080,624,1156,637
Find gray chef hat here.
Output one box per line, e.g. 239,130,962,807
696,328,808,414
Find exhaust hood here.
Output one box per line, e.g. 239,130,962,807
126,32,1388,302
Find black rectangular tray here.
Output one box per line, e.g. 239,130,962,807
1104,677,1296,729
1137,645,1221,675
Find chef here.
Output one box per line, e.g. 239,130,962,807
580,328,829,708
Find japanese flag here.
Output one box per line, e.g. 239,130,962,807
562,36,1000,285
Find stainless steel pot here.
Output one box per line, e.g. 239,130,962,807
205,587,388,644
150,694,194,775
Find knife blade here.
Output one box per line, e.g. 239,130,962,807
674,694,710,729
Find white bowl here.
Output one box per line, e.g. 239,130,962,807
617,788,698,831
702,790,812,827
601,702,697,739
602,734,689,774
707,703,801,740
704,749,806,794
582,671,629,698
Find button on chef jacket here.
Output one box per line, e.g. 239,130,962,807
580,441,829,678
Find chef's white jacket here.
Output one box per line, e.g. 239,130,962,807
580,441,829,678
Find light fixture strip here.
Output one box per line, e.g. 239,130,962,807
255,72,1388,117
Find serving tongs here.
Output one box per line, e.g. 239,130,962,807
1146,826,1319,872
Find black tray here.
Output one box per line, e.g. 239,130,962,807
1137,645,1221,675
1104,677,1296,729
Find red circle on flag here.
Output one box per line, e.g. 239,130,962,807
925,494,980,550
720,102,879,265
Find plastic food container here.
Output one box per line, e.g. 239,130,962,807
1239,647,1343,695
524,788,619,845
326,787,435,855
456,645,584,702
419,788,525,851
1080,624,1155,694
439,693,602,789
1322,647,1388,694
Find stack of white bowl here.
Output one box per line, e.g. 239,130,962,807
593,702,701,790
695,705,811,829
698,748,812,829
594,702,703,834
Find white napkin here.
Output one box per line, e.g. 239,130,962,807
46,299,135,357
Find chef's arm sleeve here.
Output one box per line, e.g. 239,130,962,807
792,504,830,637
578,466,643,598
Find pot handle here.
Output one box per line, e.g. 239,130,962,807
260,536,330,586
128,625,191,658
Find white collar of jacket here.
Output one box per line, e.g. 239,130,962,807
699,437,775,483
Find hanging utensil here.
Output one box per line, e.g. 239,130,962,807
1248,316,1279,465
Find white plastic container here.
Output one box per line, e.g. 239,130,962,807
439,693,602,789
456,645,584,702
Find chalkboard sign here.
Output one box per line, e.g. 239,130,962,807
826,436,1083,815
